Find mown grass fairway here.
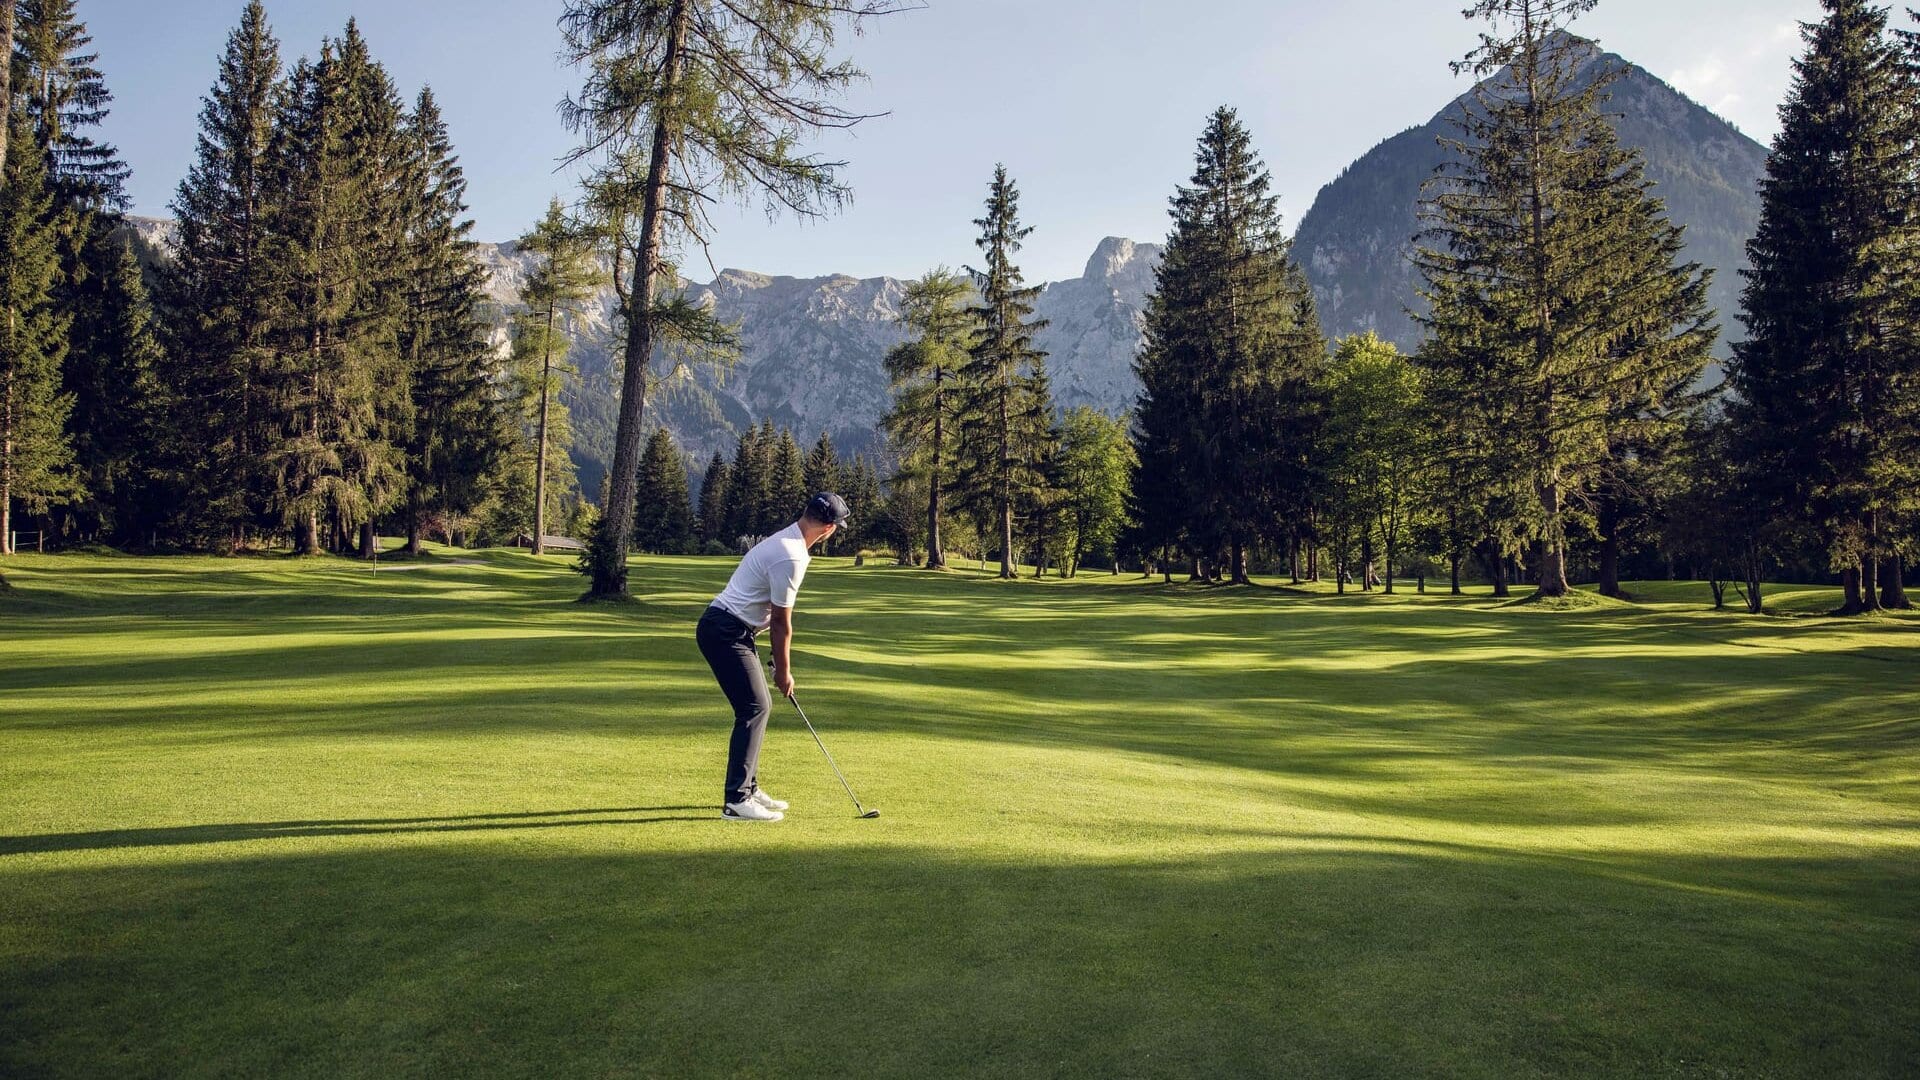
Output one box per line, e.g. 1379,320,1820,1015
2,551,1917,1078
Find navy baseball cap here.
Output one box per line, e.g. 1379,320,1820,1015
807,491,851,525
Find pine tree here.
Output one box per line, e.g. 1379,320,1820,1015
695,448,727,547
1415,3,1717,598
840,454,883,557
766,426,806,532
1731,0,1920,613
514,197,598,554
158,0,282,549
11,0,128,211
882,267,972,569
722,421,768,544
62,231,164,544
632,426,693,553
1,111,78,553
260,23,409,556
394,87,505,554
957,165,1050,579
559,0,905,598
0,0,14,179
801,429,840,550
802,431,839,500
1133,107,1325,584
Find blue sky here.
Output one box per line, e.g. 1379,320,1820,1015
87,0,1819,283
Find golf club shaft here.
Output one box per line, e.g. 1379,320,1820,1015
785,690,868,814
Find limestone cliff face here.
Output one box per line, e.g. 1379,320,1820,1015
471,237,1161,490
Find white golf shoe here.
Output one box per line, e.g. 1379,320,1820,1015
722,800,783,822
749,789,789,812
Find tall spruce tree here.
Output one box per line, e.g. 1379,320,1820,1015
0,111,77,553
632,426,693,553
1133,107,1324,584
63,232,163,544
722,421,769,543
882,267,972,570
0,0,14,178
802,429,839,551
11,0,128,210
958,165,1050,579
515,197,599,554
159,0,281,549
695,448,727,546
766,426,806,532
1415,3,1716,598
395,87,503,553
261,25,409,555
1731,0,1920,612
558,0,905,599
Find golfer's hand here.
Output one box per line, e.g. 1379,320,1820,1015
773,666,795,698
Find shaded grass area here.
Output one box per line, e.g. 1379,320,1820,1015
1,550,1917,1078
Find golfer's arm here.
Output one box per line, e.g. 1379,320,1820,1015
769,605,794,680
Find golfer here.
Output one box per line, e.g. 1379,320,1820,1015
697,491,850,821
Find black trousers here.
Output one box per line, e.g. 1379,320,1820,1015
696,604,771,805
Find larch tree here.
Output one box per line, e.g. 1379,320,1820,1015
557,0,907,600
881,267,971,570
514,197,600,554
1320,333,1427,594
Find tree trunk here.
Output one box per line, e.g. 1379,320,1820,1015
1306,544,1319,582
533,304,555,556
1230,537,1249,585
2,346,12,556
1289,536,1300,584
1360,533,1374,592
998,494,1013,579
1187,555,1204,583
926,376,945,570
1449,554,1461,596
0,0,11,180
405,488,423,555
359,521,376,560
1709,579,1725,609
1842,563,1863,614
1383,528,1396,595
296,512,319,556
1597,496,1623,598
1882,555,1910,610
588,0,690,598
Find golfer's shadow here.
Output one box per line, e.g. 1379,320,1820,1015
0,806,716,857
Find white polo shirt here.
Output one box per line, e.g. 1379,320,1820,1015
712,523,811,631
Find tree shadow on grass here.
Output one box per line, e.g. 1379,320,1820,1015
0,808,717,856
1,842,1913,1078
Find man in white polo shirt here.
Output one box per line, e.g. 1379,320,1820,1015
696,491,850,821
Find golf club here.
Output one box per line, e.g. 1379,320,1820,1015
776,675,880,819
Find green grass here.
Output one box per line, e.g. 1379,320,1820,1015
2,549,1917,1078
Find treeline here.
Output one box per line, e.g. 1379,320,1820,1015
879,0,1918,616
631,422,884,558
0,1,530,556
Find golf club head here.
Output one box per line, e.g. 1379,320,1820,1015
860,809,880,819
